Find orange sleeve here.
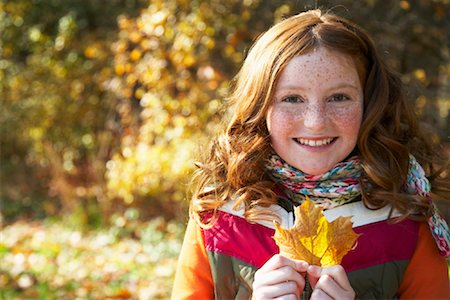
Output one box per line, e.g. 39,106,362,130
171,218,214,300
397,222,450,299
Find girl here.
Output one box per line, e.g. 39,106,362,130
172,9,450,299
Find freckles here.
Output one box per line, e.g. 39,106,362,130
268,107,299,134
328,105,362,127
303,104,323,118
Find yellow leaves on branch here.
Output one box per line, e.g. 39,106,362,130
274,197,359,267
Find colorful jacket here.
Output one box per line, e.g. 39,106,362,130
172,197,449,299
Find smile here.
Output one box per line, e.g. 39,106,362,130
294,138,335,147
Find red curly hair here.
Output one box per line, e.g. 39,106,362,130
190,9,449,227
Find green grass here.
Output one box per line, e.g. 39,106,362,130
0,217,184,299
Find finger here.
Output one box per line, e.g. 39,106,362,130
260,254,309,273
307,265,352,291
258,254,289,272
255,265,306,291
314,274,342,298
273,294,298,300
310,287,333,300
315,274,355,300
307,265,321,289
273,295,297,300
257,281,300,299
321,265,352,292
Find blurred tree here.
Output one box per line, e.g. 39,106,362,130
1,0,448,224
0,0,147,223
106,0,449,216
106,0,286,215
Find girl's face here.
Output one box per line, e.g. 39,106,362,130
266,47,364,175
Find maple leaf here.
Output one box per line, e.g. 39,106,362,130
273,196,359,267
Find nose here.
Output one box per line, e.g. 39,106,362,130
303,103,327,130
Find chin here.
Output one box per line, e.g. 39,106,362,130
294,163,335,176
303,170,329,176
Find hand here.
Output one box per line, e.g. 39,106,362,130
253,254,308,300
307,265,355,300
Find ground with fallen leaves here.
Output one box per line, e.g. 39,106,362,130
0,217,184,299
1,216,448,299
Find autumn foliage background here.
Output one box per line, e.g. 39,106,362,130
1,0,449,298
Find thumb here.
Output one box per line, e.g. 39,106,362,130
294,260,309,273
307,265,322,288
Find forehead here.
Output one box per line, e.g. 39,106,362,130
280,48,358,80
277,47,366,92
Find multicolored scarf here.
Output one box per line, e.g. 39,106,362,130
266,153,450,257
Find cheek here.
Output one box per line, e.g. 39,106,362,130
267,107,298,136
329,105,363,137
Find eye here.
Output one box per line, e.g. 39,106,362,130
329,94,351,102
281,95,304,103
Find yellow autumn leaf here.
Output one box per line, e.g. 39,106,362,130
274,196,359,267
130,49,142,61
414,69,426,83
84,46,98,58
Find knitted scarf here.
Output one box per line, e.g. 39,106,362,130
265,153,450,257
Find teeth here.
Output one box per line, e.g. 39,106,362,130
296,138,334,146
